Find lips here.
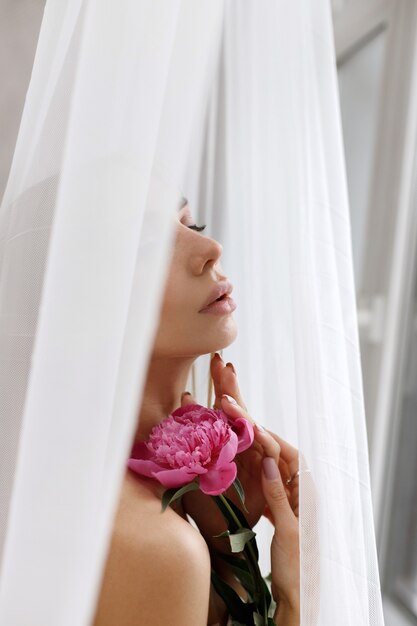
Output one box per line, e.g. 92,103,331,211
199,280,234,312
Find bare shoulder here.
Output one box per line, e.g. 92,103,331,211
93,470,211,626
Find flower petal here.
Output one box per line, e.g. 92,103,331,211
212,430,238,469
152,466,202,488
171,403,204,417
171,403,218,420
127,458,166,478
199,462,237,496
232,417,254,453
187,463,209,475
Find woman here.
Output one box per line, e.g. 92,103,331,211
92,198,301,626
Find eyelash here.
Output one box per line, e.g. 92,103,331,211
181,205,206,232
187,223,206,232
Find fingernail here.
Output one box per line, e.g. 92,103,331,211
222,393,238,405
181,391,191,399
226,362,236,374
255,422,266,433
263,457,279,480
213,352,222,361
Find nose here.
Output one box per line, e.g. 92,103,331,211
191,236,223,276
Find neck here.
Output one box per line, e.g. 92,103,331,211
134,355,196,442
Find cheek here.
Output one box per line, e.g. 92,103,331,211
160,266,190,318
161,237,196,315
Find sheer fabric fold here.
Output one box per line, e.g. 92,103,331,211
0,1,385,625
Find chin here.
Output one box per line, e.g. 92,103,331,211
153,316,238,357
200,318,238,355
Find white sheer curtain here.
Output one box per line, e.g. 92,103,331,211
191,3,385,624
0,1,385,625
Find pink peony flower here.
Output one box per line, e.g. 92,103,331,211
127,403,254,496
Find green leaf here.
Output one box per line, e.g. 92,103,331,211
262,577,272,612
212,494,259,559
229,528,257,553
232,477,249,513
213,530,231,539
213,528,257,554
268,598,277,626
161,481,199,512
224,496,260,562
218,553,255,596
213,495,251,532
253,612,265,626
211,569,254,624
267,595,277,619
218,552,252,570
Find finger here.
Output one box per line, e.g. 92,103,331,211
220,363,248,412
253,424,281,460
261,455,295,523
290,485,299,518
255,426,297,505
180,391,197,407
220,393,254,425
264,430,300,478
263,504,274,525
265,430,315,509
290,484,299,501
210,353,226,409
279,456,291,486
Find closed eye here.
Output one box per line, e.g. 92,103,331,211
179,202,206,232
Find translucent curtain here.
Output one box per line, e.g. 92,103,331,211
0,1,224,624
191,1,385,624
0,1,385,626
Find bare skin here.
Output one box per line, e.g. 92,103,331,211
93,200,302,625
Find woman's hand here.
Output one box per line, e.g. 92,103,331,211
180,354,267,548
254,425,300,618
180,354,319,624
181,353,296,541
181,354,319,625
254,425,320,625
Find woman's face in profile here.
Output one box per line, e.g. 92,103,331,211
152,201,238,357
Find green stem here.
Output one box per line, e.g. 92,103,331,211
216,494,268,623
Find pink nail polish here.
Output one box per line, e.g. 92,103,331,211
263,457,279,480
